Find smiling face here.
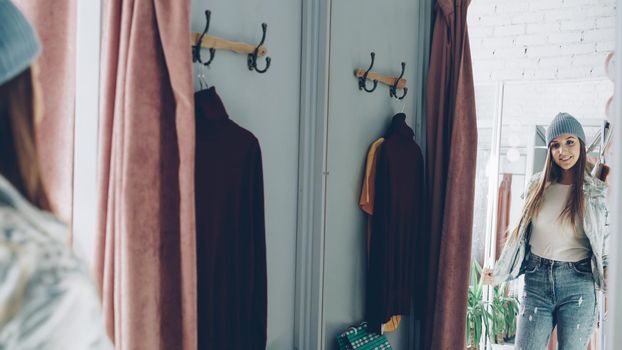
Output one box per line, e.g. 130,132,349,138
549,133,581,170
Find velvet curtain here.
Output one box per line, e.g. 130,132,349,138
14,1,76,226
423,0,478,348
95,0,197,349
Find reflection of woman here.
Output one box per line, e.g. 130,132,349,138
483,113,609,350
0,1,112,348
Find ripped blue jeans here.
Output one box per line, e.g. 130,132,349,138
515,253,597,350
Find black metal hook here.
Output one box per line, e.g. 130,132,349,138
389,62,407,100
193,10,215,67
358,52,378,93
247,23,271,73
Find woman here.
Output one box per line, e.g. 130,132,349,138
483,112,609,350
0,1,112,348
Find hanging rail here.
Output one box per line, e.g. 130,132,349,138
191,32,267,57
191,10,271,73
354,52,408,98
354,69,407,90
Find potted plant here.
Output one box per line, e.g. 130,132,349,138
489,283,520,344
500,284,520,341
489,284,507,344
466,260,491,350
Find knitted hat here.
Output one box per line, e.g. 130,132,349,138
0,0,41,86
545,112,586,145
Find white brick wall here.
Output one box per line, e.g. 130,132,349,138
501,80,614,125
468,0,616,82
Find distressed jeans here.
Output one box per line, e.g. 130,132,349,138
514,253,597,350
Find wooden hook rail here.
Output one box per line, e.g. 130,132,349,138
354,68,407,89
191,32,267,57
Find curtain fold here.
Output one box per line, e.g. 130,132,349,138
95,0,197,349
14,0,76,226
496,174,512,261
423,0,478,348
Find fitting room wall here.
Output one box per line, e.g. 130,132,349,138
189,1,427,349
322,1,422,349
190,1,302,349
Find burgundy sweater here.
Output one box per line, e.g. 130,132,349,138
195,87,267,349
366,113,425,332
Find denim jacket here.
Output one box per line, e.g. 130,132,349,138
492,171,609,291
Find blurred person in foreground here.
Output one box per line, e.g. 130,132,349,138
0,0,112,348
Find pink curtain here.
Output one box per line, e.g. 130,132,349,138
423,0,478,349
14,1,76,226
95,1,197,349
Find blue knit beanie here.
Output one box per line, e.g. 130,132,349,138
545,112,586,145
0,0,41,86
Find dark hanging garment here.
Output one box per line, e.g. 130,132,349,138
366,113,425,332
194,87,267,350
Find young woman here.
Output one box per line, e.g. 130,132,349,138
0,1,112,348
483,112,609,350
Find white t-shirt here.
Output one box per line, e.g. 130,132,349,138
530,183,591,262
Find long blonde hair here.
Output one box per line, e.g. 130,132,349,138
512,139,587,238
0,68,50,210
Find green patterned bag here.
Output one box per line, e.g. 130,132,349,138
336,322,393,350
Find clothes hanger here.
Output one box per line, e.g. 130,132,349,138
586,132,601,154
193,10,214,91
394,76,407,114
591,120,612,180
586,120,609,154
603,124,613,156
197,62,209,91
600,120,611,160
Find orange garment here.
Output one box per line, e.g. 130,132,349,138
359,138,385,215
360,138,385,256
359,137,401,333
382,316,401,333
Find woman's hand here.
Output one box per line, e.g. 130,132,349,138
481,267,494,285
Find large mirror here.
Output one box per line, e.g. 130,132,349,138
467,0,615,348
471,86,611,350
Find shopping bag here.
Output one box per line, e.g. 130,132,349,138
336,322,393,350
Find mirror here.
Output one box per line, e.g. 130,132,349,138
467,1,615,348
471,85,610,349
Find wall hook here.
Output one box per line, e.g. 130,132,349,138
357,52,378,93
247,23,271,73
389,62,407,100
193,10,216,66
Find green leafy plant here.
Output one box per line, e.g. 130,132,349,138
466,260,491,350
488,282,520,344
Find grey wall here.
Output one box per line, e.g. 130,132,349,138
190,1,301,349
190,1,427,349
322,1,422,349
